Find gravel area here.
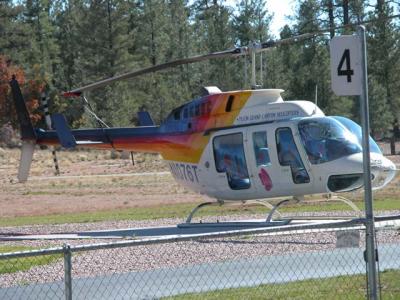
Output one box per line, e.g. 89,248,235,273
1,211,399,288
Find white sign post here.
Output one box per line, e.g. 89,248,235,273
330,27,379,300
330,35,362,96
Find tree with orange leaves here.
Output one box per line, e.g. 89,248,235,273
0,55,43,130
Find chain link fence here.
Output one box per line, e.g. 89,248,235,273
1,216,399,299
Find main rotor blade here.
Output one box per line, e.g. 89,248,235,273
261,32,323,50
67,13,400,95
69,48,243,94
68,33,323,95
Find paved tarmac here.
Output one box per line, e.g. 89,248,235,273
0,219,358,241
1,243,399,299
2,217,399,241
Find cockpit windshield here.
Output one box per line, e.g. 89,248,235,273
331,116,382,155
298,117,362,164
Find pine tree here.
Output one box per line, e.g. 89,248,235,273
23,0,59,77
72,0,135,126
0,1,29,63
367,1,398,137
192,0,236,90
232,0,272,88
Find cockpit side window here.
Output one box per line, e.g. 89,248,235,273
276,128,310,184
213,133,251,190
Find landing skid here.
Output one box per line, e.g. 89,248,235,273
178,199,294,229
280,194,363,220
177,220,291,228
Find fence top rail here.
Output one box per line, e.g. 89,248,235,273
375,214,400,222
0,245,65,259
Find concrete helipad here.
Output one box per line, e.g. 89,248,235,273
1,216,399,241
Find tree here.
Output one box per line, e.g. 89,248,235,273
192,0,236,90
72,0,135,126
0,1,30,63
232,0,272,88
23,0,59,77
367,1,398,137
0,56,42,128
52,0,84,91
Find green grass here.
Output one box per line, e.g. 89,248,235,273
165,269,400,300
0,246,61,275
0,197,398,227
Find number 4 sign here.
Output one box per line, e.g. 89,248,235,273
330,35,363,96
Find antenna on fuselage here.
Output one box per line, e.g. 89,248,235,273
312,84,318,115
315,84,318,105
260,52,263,88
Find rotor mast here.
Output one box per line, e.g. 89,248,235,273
250,42,262,90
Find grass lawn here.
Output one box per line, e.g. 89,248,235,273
0,197,399,227
0,246,61,275
165,269,400,300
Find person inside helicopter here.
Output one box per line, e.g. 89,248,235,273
213,133,251,190
276,128,310,184
253,131,271,167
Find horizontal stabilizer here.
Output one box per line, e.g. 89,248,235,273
137,111,154,126
51,114,77,148
76,141,105,146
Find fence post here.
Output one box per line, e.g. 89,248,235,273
63,244,72,300
358,25,379,299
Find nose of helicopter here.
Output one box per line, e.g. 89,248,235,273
328,152,396,192
370,153,397,190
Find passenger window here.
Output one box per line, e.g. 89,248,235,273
195,104,200,116
276,128,310,184
200,102,206,116
225,96,234,112
213,133,251,190
183,108,188,119
206,102,212,114
189,106,195,117
253,131,271,167
173,109,181,120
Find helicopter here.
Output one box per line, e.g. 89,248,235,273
9,31,397,226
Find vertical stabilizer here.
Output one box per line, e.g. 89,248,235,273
9,76,36,140
18,141,35,182
10,76,36,182
137,111,155,126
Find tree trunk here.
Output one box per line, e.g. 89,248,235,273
342,0,349,26
327,0,335,39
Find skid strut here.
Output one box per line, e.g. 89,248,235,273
185,202,217,224
181,199,292,228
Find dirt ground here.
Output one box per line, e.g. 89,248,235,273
0,145,399,218
0,148,204,218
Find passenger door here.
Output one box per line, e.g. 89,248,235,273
213,132,251,190
210,130,258,199
275,127,312,194
245,128,276,196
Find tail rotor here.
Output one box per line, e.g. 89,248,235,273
40,90,60,176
